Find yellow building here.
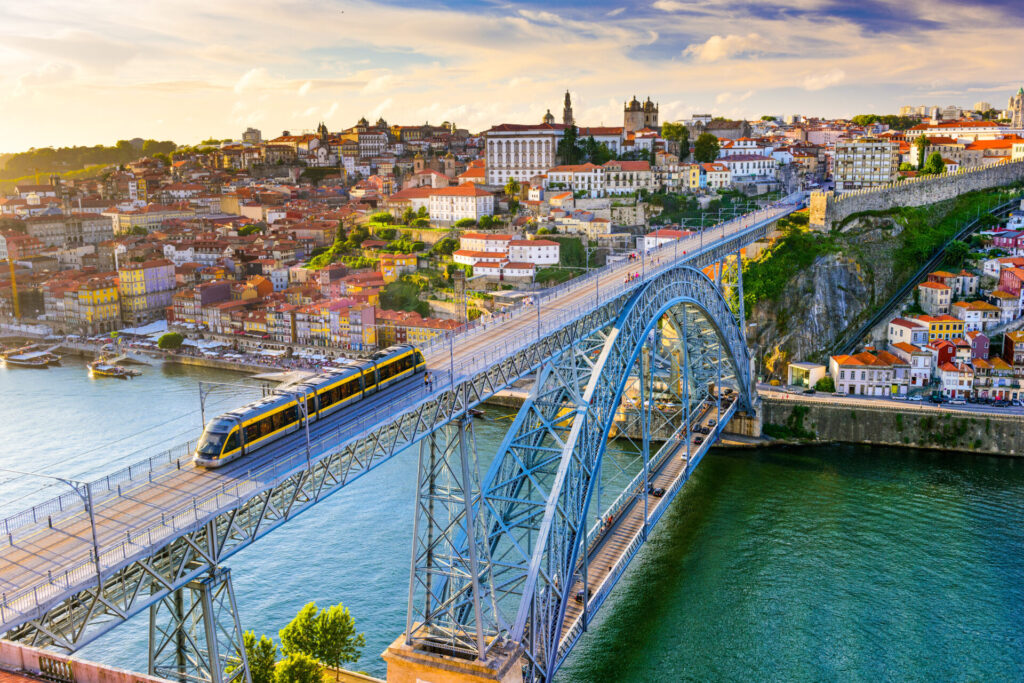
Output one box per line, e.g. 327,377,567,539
379,253,418,283
76,278,121,333
914,315,965,342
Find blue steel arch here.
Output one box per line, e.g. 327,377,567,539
475,264,752,681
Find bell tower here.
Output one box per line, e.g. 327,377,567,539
562,90,574,126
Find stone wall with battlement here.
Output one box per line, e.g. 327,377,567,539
809,160,1024,231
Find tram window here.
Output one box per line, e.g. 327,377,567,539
271,411,284,431
245,423,260,441
260,418,272,436
306,397,316,416
224,431,239,453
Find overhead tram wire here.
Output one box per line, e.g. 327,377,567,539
59,383,267,460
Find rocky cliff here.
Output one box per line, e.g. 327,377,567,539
748,215,902,373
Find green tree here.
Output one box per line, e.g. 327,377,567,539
380,279,429,317
412,217,430,228
453,218,476,228
945,239,969,268
274,653,321,683
899,162,914,172
157,332,184,350
130,226,148,235
478,215,495,229
416,206,429,218
432,237,458,255
914,134,929,170
241,631,278,683
556,125,582,164
760,115,777,121
369,211,394,224
401,207,416,224
315,603,365,677
693,133,720,163
280,604,319,659
580,136,613,165
504,178,521,198
922,151,945,176
814,376,836,393
238,224,264,236
661,122,690,160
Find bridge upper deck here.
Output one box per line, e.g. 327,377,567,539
0,200,800,640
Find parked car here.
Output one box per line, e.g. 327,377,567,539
908,396,923,402
949,398,966,405
802,388,816,395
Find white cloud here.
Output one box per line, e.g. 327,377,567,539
234,67,270,94
607,7,626,17
682,33,766,63
298,80,312,96
802,68,846,91
716,90,754,104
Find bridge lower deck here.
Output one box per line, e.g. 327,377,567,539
560,401,731,643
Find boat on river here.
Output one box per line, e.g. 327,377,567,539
1,350,52,368
88,357,140,379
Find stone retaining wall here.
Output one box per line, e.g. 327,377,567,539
762,396,1024,455
809,161,1024,231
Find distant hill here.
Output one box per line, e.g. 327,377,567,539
1,139,176,179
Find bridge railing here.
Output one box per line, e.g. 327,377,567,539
0,199,803,619
1,201,801,545
421,198,802,368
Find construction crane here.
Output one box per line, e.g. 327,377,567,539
7,258,18,320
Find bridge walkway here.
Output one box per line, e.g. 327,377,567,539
0,202,796,637
558,398,732,654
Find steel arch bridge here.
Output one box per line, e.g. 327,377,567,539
0,198,801,683
406,264,754,682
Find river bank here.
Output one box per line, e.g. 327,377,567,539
761,395,1024,456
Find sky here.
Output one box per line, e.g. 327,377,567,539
1,0,1023,152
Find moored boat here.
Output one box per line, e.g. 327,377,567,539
88,357,140,379
1,350,51,368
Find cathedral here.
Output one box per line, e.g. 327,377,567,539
623,96,658,133
1010,87,1024,128
542,91,575,126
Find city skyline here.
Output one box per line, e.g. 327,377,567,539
2,0,1024,152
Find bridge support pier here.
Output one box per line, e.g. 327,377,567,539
383,633,523,683
148,567,249,683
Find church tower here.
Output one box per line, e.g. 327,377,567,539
563,90,574,126
1011,87,1024,129
317,121,329,145
543,109,555,125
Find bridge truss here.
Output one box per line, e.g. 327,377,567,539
406,264,754,681
1,200,795,683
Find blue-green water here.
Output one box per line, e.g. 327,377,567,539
3,358,1024,680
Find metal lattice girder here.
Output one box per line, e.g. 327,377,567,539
149,567,249,683
1,299,626,652
1,200,800,656
471,266,752,682
406,414,501,659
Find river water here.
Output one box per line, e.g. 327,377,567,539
2,357,1023,680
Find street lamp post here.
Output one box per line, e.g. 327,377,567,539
0,468,103,590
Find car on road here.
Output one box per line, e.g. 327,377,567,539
949,398,966,405
908,396,923,402
694,436,705,445
802,388,816,395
